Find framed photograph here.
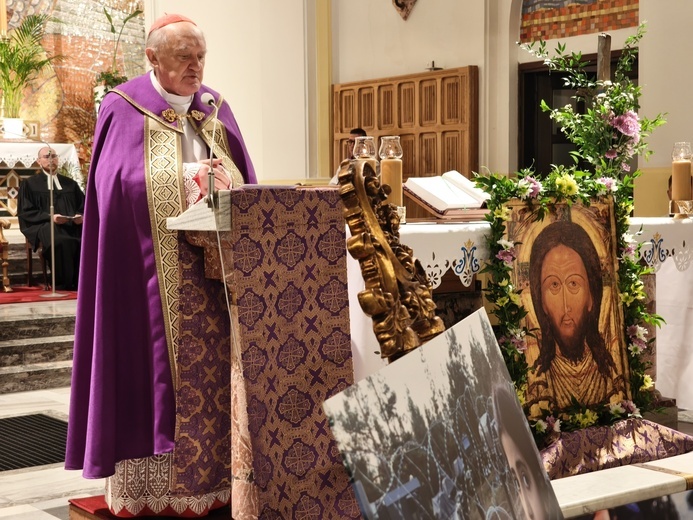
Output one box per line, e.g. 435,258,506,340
505,198,631,418
324,309,564,520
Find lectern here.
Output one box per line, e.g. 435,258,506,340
168,186,358,518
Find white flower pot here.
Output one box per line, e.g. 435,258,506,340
2,117,25,139
94,85,107,116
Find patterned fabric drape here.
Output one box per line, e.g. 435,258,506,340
189,186,360,519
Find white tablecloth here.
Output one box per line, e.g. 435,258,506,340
349,218,693,411
630,217,693,409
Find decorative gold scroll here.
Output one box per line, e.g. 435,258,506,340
337,159,444,362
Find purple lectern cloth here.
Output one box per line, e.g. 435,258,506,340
540,418,693,480
65,73,255,479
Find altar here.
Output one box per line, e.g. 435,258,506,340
0,141,82,217
349,217,693,412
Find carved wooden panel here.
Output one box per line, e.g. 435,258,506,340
333,67,479,218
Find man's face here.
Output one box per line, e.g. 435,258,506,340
346,133,360,159
148,23,206,96
540,244,593,359
38,148,59,173
500,432,545,520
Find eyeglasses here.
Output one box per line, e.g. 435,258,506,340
41,153,58,159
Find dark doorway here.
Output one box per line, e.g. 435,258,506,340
519,52,637,176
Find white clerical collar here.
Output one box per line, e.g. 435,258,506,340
150,71,193,113
43,170,62,190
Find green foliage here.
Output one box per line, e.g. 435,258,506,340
0,14,63,118
476,23,665,448
95,7,143,89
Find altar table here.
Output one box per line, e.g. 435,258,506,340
0,141,82,217
349,218,693,411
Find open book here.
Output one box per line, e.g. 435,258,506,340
403,170,490,219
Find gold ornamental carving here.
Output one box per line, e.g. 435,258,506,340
337,159,444,362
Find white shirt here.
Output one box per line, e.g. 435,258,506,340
149,72,208,163
43,170,62,190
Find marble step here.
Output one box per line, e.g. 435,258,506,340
0,360,72,394
0,315,75,342
0,334,74,367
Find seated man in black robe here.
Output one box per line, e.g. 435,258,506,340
18,147,85,290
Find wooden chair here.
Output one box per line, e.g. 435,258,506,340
26,239,49,290
0,219,10,292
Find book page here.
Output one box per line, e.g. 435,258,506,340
442,170,490,203
404,176,481,210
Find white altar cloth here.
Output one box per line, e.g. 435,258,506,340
349,218,693,411
631,217,693,410
0,141,82,181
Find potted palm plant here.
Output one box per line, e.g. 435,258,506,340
0,14,62,138
94,7,143,111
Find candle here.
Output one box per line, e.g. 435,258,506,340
0,0,6,35
672,159,692,202
380,158,403,206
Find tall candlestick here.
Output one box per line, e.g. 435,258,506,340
672,159,692,202
380,158,403,206
0,0,7,36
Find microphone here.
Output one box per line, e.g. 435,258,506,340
201,93,220,208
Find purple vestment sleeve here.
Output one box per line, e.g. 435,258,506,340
65,74,256,479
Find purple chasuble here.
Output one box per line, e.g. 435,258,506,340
65,74,255,479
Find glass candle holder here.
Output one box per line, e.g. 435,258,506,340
353,136,377,159
378,136,403,160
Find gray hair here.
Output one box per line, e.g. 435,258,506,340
145,22,205,62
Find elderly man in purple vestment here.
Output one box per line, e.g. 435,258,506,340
65,13,256,517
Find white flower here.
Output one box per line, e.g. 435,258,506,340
534,419,548,433
609,402,626,416
623,233,636,245
497,238,514,250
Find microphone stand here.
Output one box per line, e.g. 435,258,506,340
205,99,220,209
41,157,66,298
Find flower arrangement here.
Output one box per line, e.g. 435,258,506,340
475,23,666,447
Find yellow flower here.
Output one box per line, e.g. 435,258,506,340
555,173,579,196
641,374,654,391
516,388,526,406
497,296,509,307
493,206,512,221
509,292,522,306
574,409,599,428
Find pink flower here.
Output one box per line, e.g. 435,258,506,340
518,175,543,199
605,149,618,160
621,243,636,258
610,110,640,138
511,336,527,352
546,415,561,433
496,248,516,265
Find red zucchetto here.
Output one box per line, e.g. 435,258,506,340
148,14,196,36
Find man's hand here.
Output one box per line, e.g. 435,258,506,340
196,159,231,196
54,214,69,225
73,214,83,225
